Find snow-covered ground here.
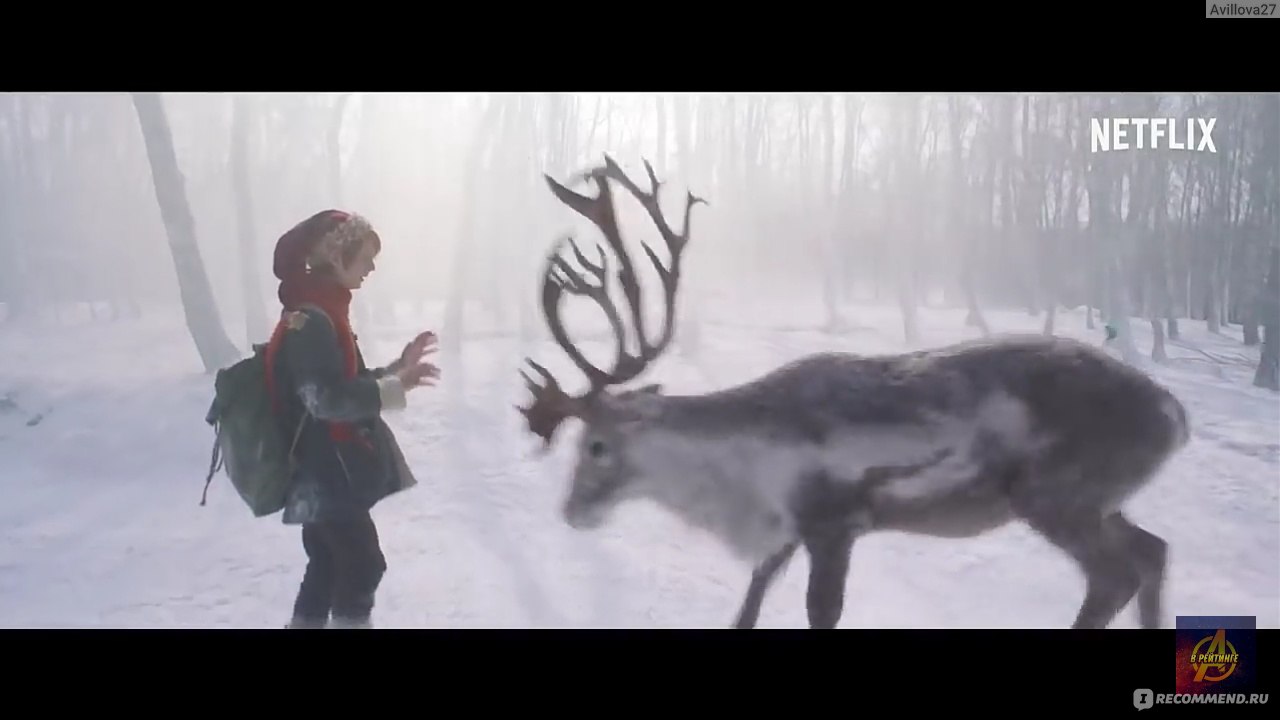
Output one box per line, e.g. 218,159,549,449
1,300,1276,628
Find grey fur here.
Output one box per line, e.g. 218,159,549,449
558,333,1190,630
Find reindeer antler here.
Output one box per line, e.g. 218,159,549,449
518,155,707,445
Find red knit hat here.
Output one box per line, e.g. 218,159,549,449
273,210,378,280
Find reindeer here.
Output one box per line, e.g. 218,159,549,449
518,155,1191,630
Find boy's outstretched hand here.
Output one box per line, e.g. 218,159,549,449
400,330,438,367
397,331,440,389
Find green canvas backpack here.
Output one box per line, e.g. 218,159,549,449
201,342,307,517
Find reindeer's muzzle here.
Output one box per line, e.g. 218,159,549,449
563,491,610,530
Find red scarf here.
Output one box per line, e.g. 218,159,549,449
264,271,369,449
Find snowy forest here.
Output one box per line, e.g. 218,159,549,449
0,92,1275,392
0,91,1277,630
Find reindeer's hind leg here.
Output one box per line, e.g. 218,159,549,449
1020,509,1142,629
801,526,856,629
1107,512,1168,629
733,542,798,629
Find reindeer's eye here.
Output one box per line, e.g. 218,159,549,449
588,439,608,460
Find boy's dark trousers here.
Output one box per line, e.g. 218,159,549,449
290,511,386,628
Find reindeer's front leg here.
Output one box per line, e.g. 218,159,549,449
733,542,798,629
802,526,855,629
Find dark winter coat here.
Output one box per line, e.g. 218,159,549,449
268,305,417,525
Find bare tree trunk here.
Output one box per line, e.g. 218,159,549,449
517,93,551,343
1203,102,1233,335
672,94,702,357
328,94,353,202
328,94,369,331
441,96,502,356
1150,318,1168,363
1243,308,1261,345
838,94,864,308
1151,225,1175,363
1083,98,1138,364
819,93,845,332
654,94,667,174
230,94,272,346
1254,245,1279,391
0,94,33,321
962,95,992,334
132,92,239,372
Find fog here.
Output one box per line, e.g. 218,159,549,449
1,91,1278,631
0,91,1276,387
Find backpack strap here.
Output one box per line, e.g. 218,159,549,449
287,411,308,466
199,421,225,507
277,306,323,470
